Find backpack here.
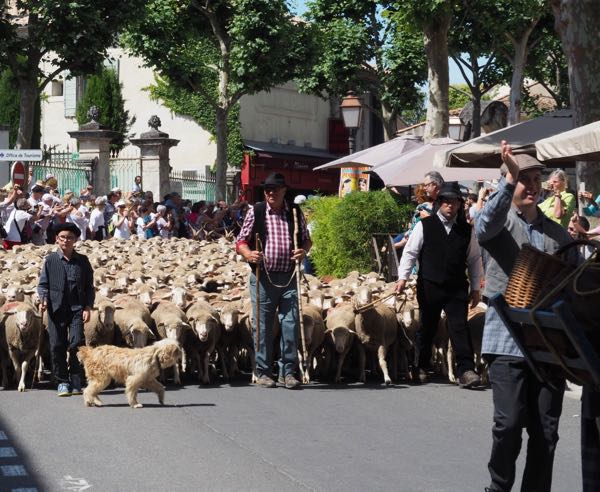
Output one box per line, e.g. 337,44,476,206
15,214,33,244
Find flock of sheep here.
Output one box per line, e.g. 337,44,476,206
0,235,488,392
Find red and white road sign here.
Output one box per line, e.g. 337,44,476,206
11,161,26,186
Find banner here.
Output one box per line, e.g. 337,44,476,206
339,167,370,197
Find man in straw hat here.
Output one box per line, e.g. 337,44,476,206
475,142,578,492
38,222,94,397
236,172,311,389
396,181,483,389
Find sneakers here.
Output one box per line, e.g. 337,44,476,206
278,374,301,390
57,382,71,397
70,375,83,395
255,374,276,388
459,370,481,389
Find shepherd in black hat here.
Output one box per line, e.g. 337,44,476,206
38,219,94,397
235,171,312,389
395,180,483,389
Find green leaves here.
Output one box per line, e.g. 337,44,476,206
310,190,413,277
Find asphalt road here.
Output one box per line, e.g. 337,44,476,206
0,376,583,492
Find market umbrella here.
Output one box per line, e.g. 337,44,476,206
373,138,500,187
434,109,574,169
536,119,600,162
313,135,423,170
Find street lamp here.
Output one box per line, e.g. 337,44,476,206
340,90,363,155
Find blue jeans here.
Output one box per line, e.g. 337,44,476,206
249,270,299,378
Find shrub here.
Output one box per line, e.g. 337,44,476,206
307,190,414,277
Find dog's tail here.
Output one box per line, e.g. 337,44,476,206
77,345,93,364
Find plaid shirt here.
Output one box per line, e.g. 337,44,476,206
236,202,309,272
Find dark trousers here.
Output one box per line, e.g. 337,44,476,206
47,307,85,383
416,279,474,376
582,387,600,492
487,356,565,492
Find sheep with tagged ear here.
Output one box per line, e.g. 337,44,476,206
151,301,191,384
185,299,223,384
213,299,243,379
0,301,44,391
324,303,359,384
113,296,156,348
5,286,25,303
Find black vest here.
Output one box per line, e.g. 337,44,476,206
418,214,471,287
247,201,302,273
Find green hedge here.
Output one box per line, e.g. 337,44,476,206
308,190,414,277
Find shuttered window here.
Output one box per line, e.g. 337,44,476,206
63,72,77,118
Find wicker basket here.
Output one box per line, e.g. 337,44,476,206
504,244,569,308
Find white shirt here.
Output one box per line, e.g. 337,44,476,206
397,210,483,290
136,217,147,239
112,213,131,240
67,205,89,240
5,208,31,242
89,208,105,235
156,216,170,238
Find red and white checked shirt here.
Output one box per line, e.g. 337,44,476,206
236,202,309,272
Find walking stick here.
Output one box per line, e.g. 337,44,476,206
254,233,261,354
293,208,309,374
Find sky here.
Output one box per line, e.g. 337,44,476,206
290,0,466,85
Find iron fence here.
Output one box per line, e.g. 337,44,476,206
169,168,216,202
33,146,93,195
109,147,141,192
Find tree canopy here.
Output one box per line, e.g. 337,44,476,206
125,0,313,201
0,0,147,148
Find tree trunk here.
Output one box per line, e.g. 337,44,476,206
380,102,397,140
423,13,451,142
507,37,529,126
214,106,228,202
472,91,482,139
16,77,38,149
551,0,600,197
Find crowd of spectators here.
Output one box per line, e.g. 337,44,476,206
0,172,250,249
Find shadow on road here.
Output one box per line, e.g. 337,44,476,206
0,412,44,491
98,402,216,408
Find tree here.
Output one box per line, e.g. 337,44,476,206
551,1,600,196
76,67,135,152
299,0,427,139
125,0,313,201
0,0,146,149
448,0,510,137
391,1,454,142
0,68,21,147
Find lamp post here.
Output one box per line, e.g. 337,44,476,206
340,90,363,154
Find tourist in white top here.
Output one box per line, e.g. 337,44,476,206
89,196,107,240
4,198,35,248
66,197,89,241
155,204,173,238
112,200,133,239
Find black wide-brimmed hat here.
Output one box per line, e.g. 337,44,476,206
261,172,288,188
54,222,81,237
437,182,463,200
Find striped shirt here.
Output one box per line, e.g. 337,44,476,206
236,202,309,272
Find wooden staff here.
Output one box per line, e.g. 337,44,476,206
255,233,261,353
293,208,308,370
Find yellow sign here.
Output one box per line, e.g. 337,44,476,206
339,167,370,197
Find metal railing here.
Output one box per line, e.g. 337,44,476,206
109,147,141,192
169,168,216,202
32,146,93,195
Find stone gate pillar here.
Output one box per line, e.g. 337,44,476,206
130,116,179,201
68,106,121,195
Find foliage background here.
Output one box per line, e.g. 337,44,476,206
307,191,413,277
0,68,40,148
75,67,135,151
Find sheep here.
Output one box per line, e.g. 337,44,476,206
353,286,398,385
113,296,156,348
84,299,116,347
185,300,223,384
151,301,191,384
298,303,326,384
0,302,43,391
324,303,359,384
213,300,243,379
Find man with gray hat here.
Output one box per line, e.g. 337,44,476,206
396,180,483,389
475,142,577,492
